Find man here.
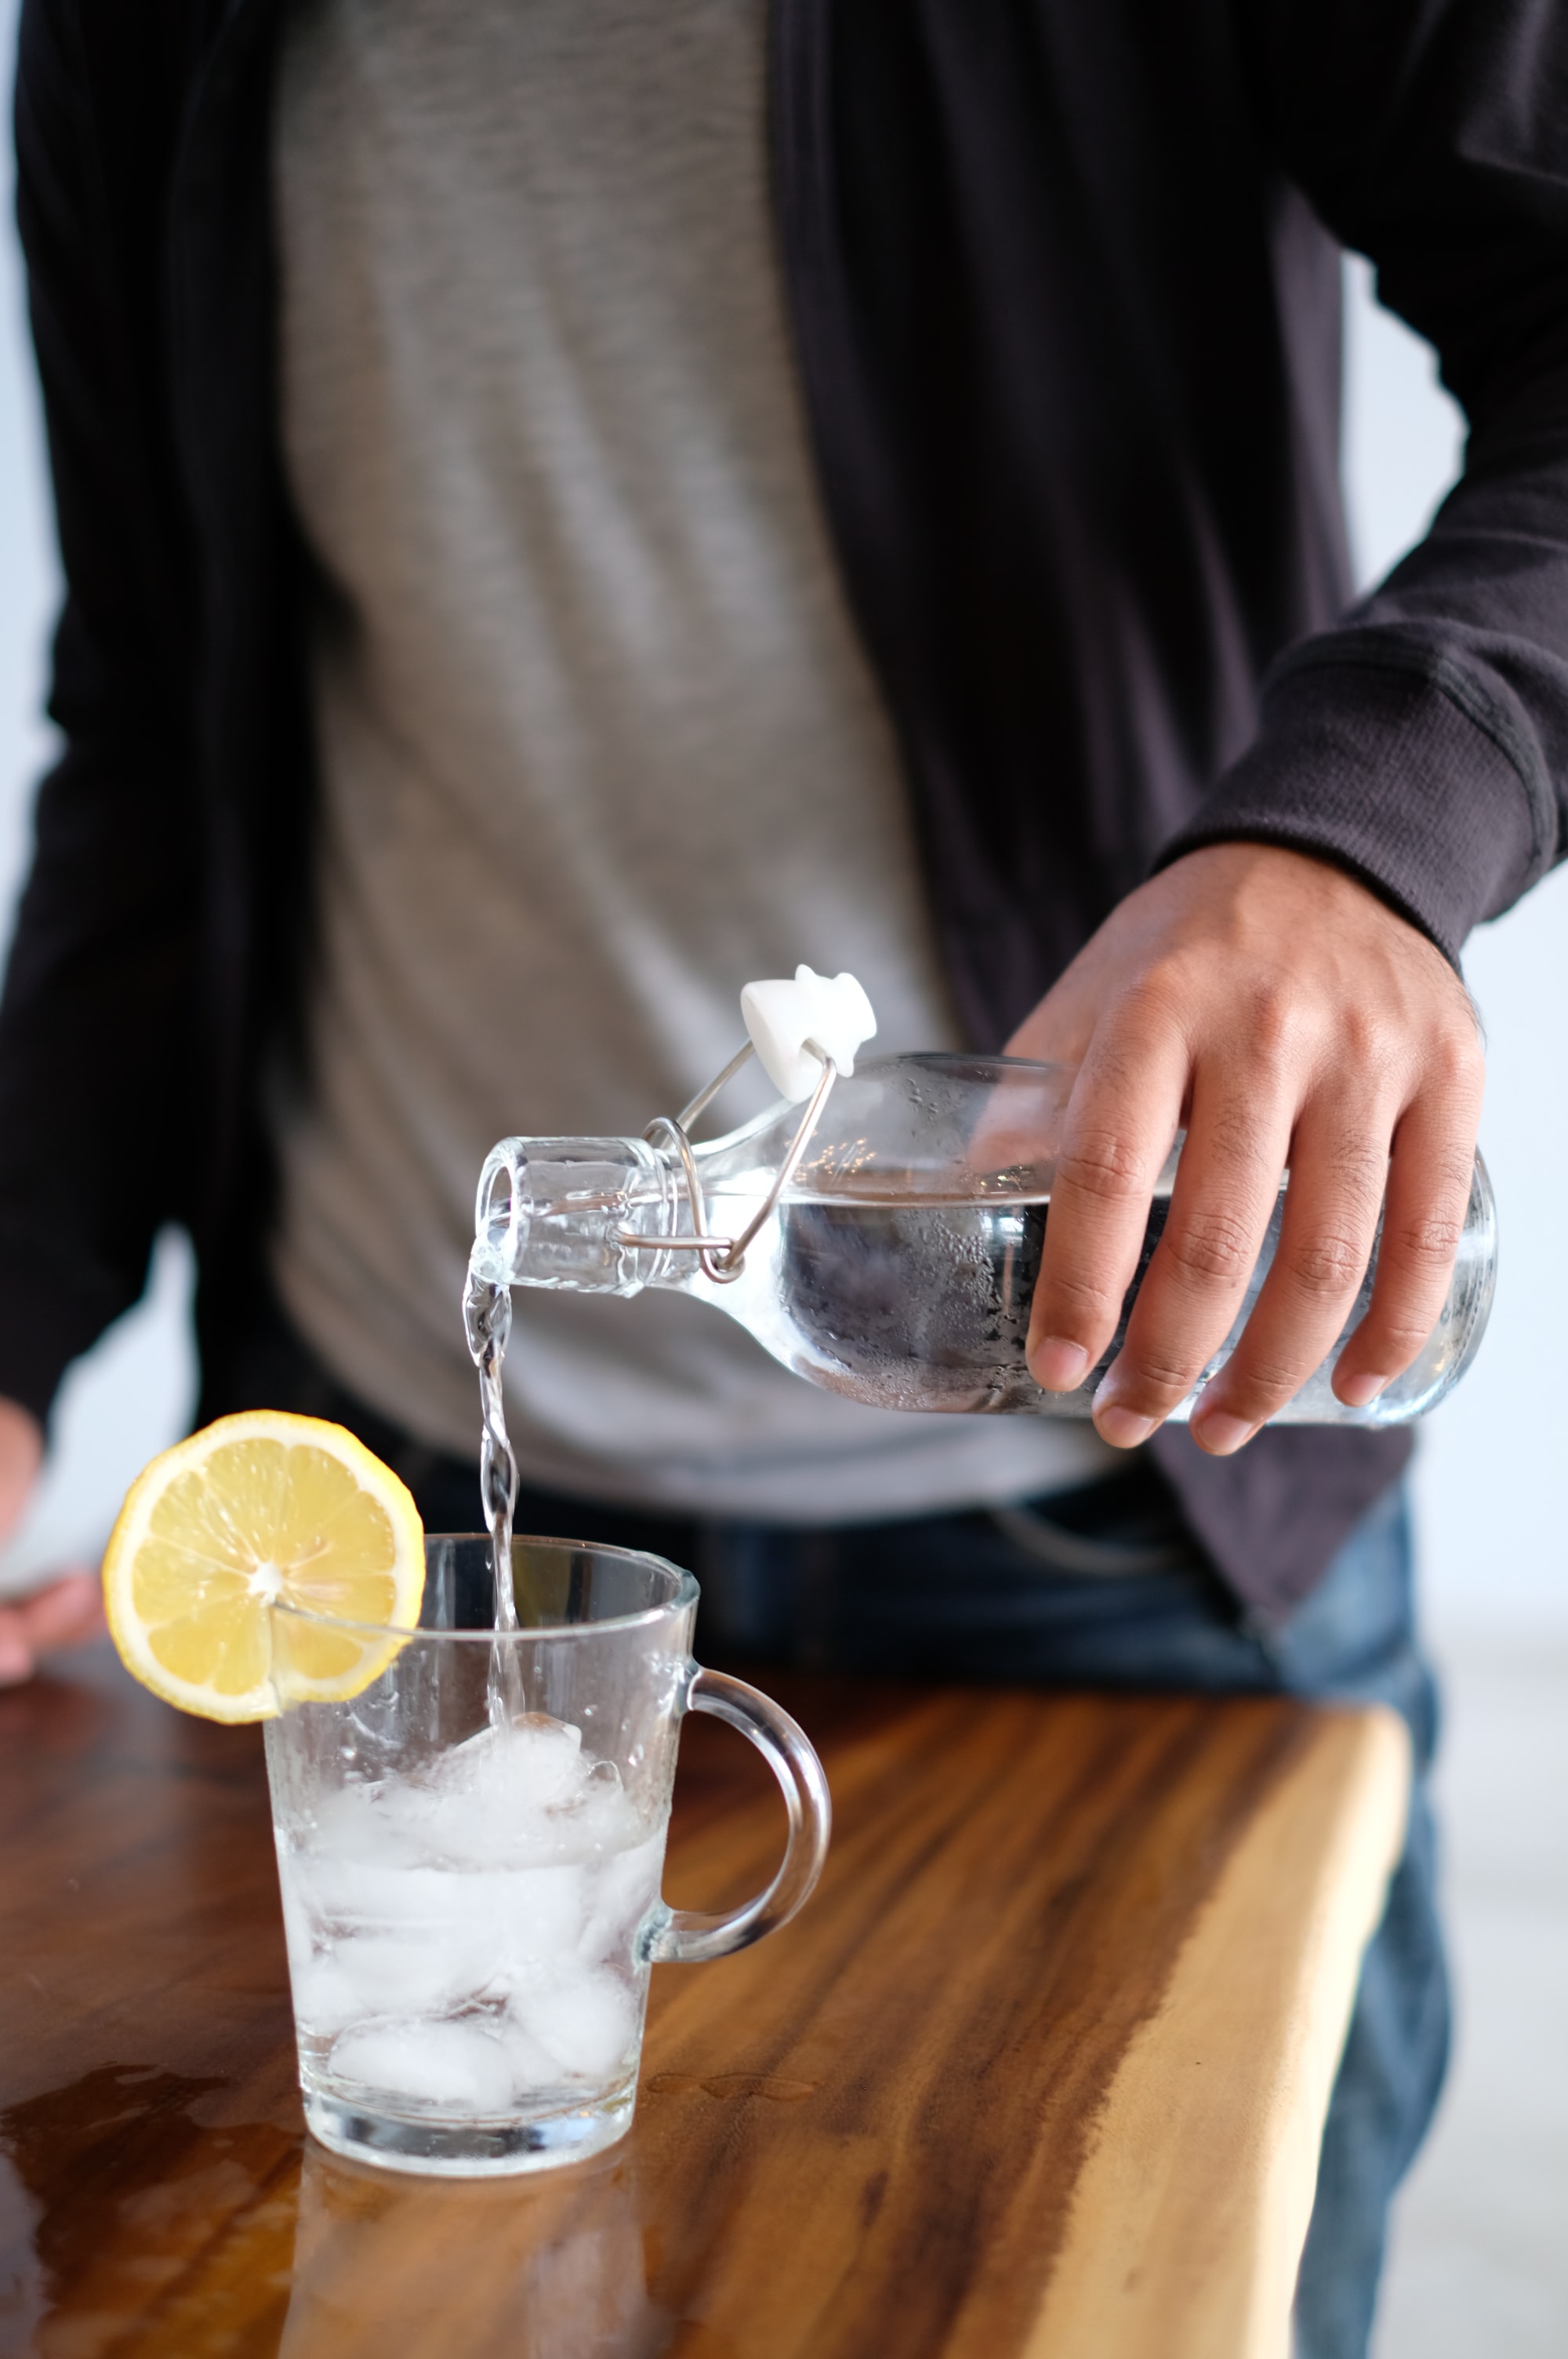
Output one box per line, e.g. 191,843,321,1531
2,3,1563,2349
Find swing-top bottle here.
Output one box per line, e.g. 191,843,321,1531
467,969,1497,1429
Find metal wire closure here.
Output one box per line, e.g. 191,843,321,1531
616,1039,840,1285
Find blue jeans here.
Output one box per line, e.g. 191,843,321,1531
230,1311,1443,2357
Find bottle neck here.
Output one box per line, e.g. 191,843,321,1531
471,1136,679,1296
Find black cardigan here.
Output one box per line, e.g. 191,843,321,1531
7,0,1568,1612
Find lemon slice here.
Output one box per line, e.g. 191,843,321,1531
103,1412,426,1723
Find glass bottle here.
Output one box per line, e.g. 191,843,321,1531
469,1051,1496,1428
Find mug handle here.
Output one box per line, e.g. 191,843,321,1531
644,1667,832,1965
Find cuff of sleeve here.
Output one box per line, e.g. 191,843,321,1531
0,1225,135,1431
1152,647,1552,963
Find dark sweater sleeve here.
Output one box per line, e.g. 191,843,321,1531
0,0,201,1423
1156,0,1568,961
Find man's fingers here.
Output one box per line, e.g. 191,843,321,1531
0,1398,43,1543
0,1608,31,1685
1332,1098,1480,1405
1088,1059,1294,1443
0,1570,105,1687
1187,1099,1392,1450
1025,1008,1188,1393
20,1568,105,1648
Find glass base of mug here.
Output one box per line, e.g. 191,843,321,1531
303,2082,635,2178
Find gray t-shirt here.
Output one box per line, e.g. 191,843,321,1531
270,0,1112,1519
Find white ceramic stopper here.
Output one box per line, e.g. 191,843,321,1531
740,966,878,1101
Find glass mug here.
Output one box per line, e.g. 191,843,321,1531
263,1536,830,2176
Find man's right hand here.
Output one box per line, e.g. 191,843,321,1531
0,1398,105,1685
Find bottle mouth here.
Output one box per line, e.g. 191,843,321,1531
471,1142,529,1282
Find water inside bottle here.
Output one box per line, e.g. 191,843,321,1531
769,1191,1169,1412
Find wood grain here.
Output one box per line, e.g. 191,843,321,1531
1023,1705,1410,2359
0,1645,1407,2358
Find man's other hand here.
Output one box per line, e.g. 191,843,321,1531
1007,843,1484,1455
0,1398,104,1685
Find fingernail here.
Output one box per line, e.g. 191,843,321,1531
1094,1400,1157,1449
1030,1336,1089,1391
1193,1410,1255,1457
1338,1372,1388,1408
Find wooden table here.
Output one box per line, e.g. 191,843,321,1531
0,1643,1408,2359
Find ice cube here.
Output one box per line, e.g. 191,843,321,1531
276,1852,318,1979
375,1717,607,1871
328,2019,517,2117
577,1833,666,1965
497,2016,561,2100
434,1716,586,1811
372,1861,592,2010
497,1716,590,1808
548,1763,647,1862
288,1946,365,2039
288,1777,450,1928
288,1851,600,2039
520,1969,637,2082
297,1852,463,1933
328,1926,477,2021
310,1776,422,1864
484,1863,586,1964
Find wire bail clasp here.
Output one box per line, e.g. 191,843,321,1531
619,1038,840,1285
615,967,874,1283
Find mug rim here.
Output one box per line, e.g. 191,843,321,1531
270,1531,700,1644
